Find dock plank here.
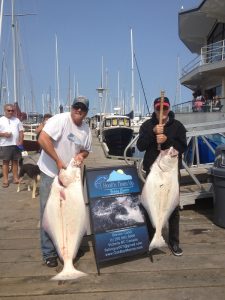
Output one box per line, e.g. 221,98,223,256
0,269,225,298
0,133,225,299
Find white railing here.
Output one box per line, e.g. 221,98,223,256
182,39,225,77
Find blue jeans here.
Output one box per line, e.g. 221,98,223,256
39,172,58,260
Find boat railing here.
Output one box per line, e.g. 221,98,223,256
181,39,225,77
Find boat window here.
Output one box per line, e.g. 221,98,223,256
105,119,111,127
118,119,125,126
112,118,118,126
124,119,130,126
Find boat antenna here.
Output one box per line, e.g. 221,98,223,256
133,52,150,115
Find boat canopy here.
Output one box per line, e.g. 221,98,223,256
104,116,131,127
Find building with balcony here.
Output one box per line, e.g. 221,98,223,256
178,0,225,112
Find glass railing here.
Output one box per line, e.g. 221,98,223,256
172,99,223,113
182,39,225,77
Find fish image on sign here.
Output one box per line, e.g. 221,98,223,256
43,159,87,281
90,194,145,233
141,147,179,251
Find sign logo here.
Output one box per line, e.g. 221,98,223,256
94,169,134,193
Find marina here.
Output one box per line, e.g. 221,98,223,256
1,133,225,299
1,0,225,298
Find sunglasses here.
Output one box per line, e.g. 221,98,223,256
72,103,88,112
155,106,169,111
7,109,14,112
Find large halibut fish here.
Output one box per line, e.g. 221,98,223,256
42,159,87,281
141,147,179,251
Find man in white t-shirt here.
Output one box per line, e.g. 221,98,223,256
37,96,92,268
0,103,24,187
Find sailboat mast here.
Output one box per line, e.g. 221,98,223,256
11,0,18,104
130,28,135,116
68,66,71,110
117,70,120,108
55,34,60,111
175,55,181,105
101,56,104,88
0,0,4,45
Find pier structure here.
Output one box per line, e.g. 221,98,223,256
0,133,225,299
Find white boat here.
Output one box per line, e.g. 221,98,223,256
23,122,40,152
131,115,151,134
22,112,43,152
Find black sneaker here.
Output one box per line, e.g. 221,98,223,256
169,244,183,256
45,257,58,267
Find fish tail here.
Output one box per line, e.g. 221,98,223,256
149,233,166,251
51,267,87,281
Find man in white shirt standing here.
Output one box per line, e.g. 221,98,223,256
0,103,24,187
37,96,92,268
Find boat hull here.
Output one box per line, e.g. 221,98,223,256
23,139,40,152
102,127,134,156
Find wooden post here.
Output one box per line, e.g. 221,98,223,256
157,90,165,151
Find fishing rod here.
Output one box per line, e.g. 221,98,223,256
133,52,150,115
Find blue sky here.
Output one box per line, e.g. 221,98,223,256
0,0,201,116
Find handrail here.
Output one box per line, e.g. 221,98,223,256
172,99,224,114
123,126,225,184
181,39,225,77
123,134,139,165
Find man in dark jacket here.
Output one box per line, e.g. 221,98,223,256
137,96,187,256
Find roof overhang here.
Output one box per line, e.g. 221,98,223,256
179,0,225,54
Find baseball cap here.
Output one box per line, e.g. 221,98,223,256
154,96,170,108
72,96,89,110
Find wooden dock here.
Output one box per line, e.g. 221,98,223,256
1,134,225,299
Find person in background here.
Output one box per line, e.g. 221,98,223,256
35,113,52,139
37,96,92,268
136,97,187,256
0,103,24,187
213,96,221,108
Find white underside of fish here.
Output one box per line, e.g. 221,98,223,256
43,161,87,281
141,148,179,251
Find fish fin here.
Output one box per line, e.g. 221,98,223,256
51,269,87,281
149,234,166,251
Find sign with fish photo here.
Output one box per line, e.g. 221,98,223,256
85,165,149,267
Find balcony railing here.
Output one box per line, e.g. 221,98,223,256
182,39,225,77
172,99,223,114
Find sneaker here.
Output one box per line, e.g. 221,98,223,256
169,244,183,256
45,257,58,267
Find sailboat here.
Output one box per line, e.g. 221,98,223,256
9,0,41,151
99,59,134,157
